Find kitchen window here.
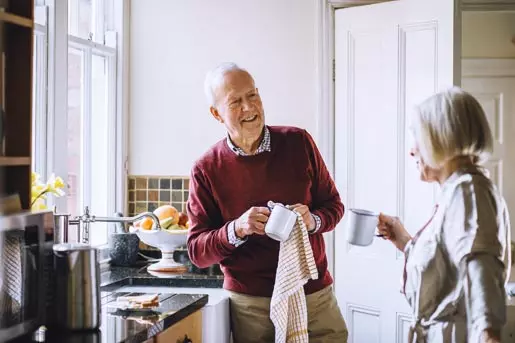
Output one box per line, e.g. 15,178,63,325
32,0,122,247
32,4,47,178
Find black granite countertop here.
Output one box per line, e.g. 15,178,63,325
26,264,224,343
100,263,224,291
35,291,207,343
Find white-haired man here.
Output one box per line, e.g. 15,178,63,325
186,62,348,342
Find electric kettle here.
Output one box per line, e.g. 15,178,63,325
52,243,101,331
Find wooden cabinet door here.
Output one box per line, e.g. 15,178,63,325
144,310,203,343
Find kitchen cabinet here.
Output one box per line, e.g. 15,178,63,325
144,310,202,343
0,0,34,211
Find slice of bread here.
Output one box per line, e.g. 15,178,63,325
117,294,159,308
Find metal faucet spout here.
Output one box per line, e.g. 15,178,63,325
93,212,162,229
55,206,163,244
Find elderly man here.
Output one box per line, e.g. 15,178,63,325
186,62,348,343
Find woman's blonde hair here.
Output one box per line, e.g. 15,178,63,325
410,86,493,168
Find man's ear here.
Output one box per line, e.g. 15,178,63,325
210,106,224,123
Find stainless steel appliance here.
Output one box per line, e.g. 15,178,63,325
52,243,101,331
0,210,55,342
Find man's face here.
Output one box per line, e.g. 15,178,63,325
210,70,265,140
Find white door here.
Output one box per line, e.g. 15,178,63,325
334,1,461,342
461,60,515,284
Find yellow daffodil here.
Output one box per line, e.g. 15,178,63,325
32,184,47,195
32,199,48,211
31,171,66,210
31,172,39,184
45,173,65,196
54,176,65,189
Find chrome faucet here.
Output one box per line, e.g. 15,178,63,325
55,206,161,244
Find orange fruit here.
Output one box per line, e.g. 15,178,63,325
140,217,154,230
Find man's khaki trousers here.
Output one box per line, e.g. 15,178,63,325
229,286,348,343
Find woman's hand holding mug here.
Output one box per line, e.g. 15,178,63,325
377,213,412,251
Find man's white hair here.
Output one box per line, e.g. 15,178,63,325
410,86,493,168
204,62,252,107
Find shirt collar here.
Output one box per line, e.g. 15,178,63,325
438,164,490,201
226,126,271,156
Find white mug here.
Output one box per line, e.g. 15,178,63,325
265,203,298,242
346,208,379,246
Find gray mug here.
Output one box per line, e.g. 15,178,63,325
108,233,139,266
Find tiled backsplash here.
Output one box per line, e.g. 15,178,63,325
127,175,190,251
127,175,222,276
127,175,190,217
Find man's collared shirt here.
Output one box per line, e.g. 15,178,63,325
226,126,322,246
226,126,272,156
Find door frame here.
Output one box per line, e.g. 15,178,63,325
316,0,515,281
315,0,392,280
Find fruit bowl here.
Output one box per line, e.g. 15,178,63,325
129,225,189,273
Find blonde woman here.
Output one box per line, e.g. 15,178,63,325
378,87,511,343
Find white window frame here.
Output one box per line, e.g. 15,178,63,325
35,0,127,247
32,22,48,177
67,35,117,245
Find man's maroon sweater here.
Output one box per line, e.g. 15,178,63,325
186,126,344,297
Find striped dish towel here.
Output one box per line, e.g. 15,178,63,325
270,210,319,343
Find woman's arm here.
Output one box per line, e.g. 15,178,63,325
464,254,506,342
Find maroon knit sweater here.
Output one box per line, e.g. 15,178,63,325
186,126,344,297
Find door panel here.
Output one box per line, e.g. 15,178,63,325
334,1,461,342
348,304,381,343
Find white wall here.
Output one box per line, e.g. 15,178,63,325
129,0,316,176
462,11,515,58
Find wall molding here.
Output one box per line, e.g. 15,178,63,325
396,312,413,343
327,0,390,6
116,0,131,215
462,58,515,77
346,303,381,341
462,0,515,11
314,0,335,279
325,0,515,10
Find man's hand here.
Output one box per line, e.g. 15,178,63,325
288,204,316,231
234,206,271,239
